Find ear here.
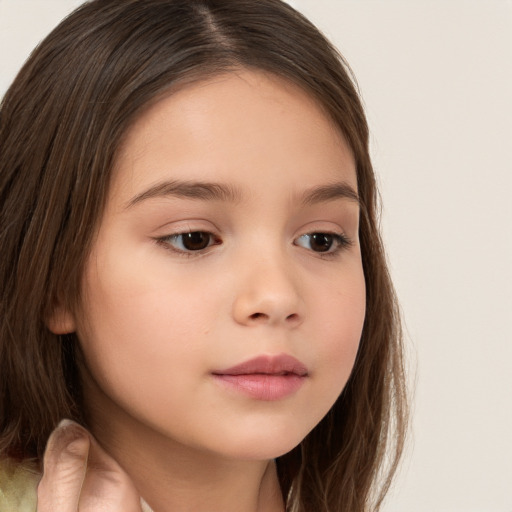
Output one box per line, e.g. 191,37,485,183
46,305,76,334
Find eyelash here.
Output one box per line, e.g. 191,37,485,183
156,231,222,258
294,232,353,259
155,230,353,259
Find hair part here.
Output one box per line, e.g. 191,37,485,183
0,1,408,510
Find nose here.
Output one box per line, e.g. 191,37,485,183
231,252,304,328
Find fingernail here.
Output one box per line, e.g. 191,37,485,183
54,419,89,445
57,418,78,429
45,419,89,460
50,419,86,444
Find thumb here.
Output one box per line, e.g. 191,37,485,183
37,419,90,512
37,419,143,512
79,423,142,511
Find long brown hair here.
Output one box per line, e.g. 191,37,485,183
0,1,407,510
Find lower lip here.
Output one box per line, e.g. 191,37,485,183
213,374,306,401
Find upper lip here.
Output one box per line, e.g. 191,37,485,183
213,354,308,376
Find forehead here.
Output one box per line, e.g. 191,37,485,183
110,69,356,206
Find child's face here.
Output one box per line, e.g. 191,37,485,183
69,69,365,460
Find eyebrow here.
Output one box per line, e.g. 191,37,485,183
299,182,360,207
124,179,359,209
125,180,242,209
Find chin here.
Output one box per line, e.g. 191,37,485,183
209,424,309,462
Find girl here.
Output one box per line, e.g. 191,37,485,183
0,1,407,511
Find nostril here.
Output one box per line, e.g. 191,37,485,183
249,312,266,320
248,312,300,322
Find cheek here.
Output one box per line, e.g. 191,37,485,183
80,243,216,344
75,257,214,406
310,265,366,391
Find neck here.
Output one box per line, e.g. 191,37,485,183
133,450,283,512
84,394,285,512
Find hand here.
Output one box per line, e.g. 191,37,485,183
37,419,144,512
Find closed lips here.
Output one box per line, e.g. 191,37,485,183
212,354,308,377
212,354,308,401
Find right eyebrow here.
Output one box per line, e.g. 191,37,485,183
299,181,360,207
124,180,243,209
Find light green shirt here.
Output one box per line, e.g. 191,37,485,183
0,459,39,512
0,458,153,511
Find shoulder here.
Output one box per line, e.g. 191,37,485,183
0,458,40,512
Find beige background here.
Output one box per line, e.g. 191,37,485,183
1,1,511,510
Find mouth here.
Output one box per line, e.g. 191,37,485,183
212,354,308,401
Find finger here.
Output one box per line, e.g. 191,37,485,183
78,429,142,512
37,419,90,512
38,420,144,512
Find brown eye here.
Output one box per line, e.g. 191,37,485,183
181,232,212,251
163,231,218,252
295,232,351,255
308,233,334,252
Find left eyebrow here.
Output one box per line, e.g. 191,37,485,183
299,181,360,207
124,180,242,209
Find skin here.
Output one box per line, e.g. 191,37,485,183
45,69,366,512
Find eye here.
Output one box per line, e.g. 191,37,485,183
295,232,351,254
159,231,220,253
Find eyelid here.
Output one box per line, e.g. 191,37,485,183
293,230,353,259
155,229,222,258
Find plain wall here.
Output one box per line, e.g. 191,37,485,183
1,1,511,510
